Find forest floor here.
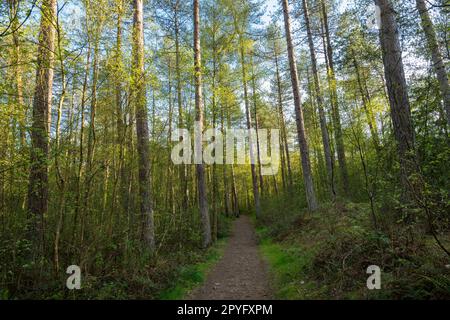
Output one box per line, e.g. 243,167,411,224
255,198,450,299
189,215,272,300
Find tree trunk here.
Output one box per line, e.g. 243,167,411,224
320,0,349,195
250,55,265,196
115,0,129,217
227,106,240,217
80,35,100,244
174,2,189,213
73,43,91,245
241,43,261,218
415,0,450,126
302,0,335,200
235,30,262,218
166,59,175,215
281,0,318,211
376,0,417,198
194,0,212,248
221,99,232,216
133,0,155,251
28,0,57,254
273,41,293,188
352,55,381,153
8,0,26,147
211,41,219,242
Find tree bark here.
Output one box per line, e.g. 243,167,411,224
250,54,265,196
320,0,349,195
376,0,417,198
174,1,189,213
415,0,450,126
238,38,262,218
28,0,57,253
80,32,100,244
166,57,175,215
302,0,335,200
221,104,232,216
273,39,293,188
226,3,263,219
133,0,155,251
227,105,240,217
194,0,212,248
281,0,318,211
8,0,26,147
115,0,129,218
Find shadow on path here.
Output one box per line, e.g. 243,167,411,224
189,215,272,300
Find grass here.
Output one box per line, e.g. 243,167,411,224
158,238,227,300
259,238,321,299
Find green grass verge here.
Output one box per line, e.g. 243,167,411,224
257,229,324,299
158,238,227,300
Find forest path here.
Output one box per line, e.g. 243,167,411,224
189,215,272,300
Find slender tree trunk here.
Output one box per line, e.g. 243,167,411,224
281,0,318,211
166,58,175,215
212,97,218,243
53,11,69,273
115,0,124,143
250,55,265,196
302,0,335,200
126,104,135,239
133,0,155,251
174,3,189,213
352,55,381,152
194,0,212,248
28,0,57,254
221,105,232,216
320,0,349,195
211,44,219,242
273,44,293,188
376,0,417,198
80,36,100,244
279,132,287,190
8,0,26,147
237,33,262,218
231,164,239,216
415,0,450,126
227,107,240,217
254,114,264,195
73,44,91,246
86,40,99,172
116,0,129,219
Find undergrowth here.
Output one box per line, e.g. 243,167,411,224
256,194,450,300
1,214,233,299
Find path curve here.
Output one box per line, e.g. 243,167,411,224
189,215,271,300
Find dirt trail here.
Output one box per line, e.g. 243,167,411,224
189,215,272,300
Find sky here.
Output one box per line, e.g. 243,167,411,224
260,0,353,28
